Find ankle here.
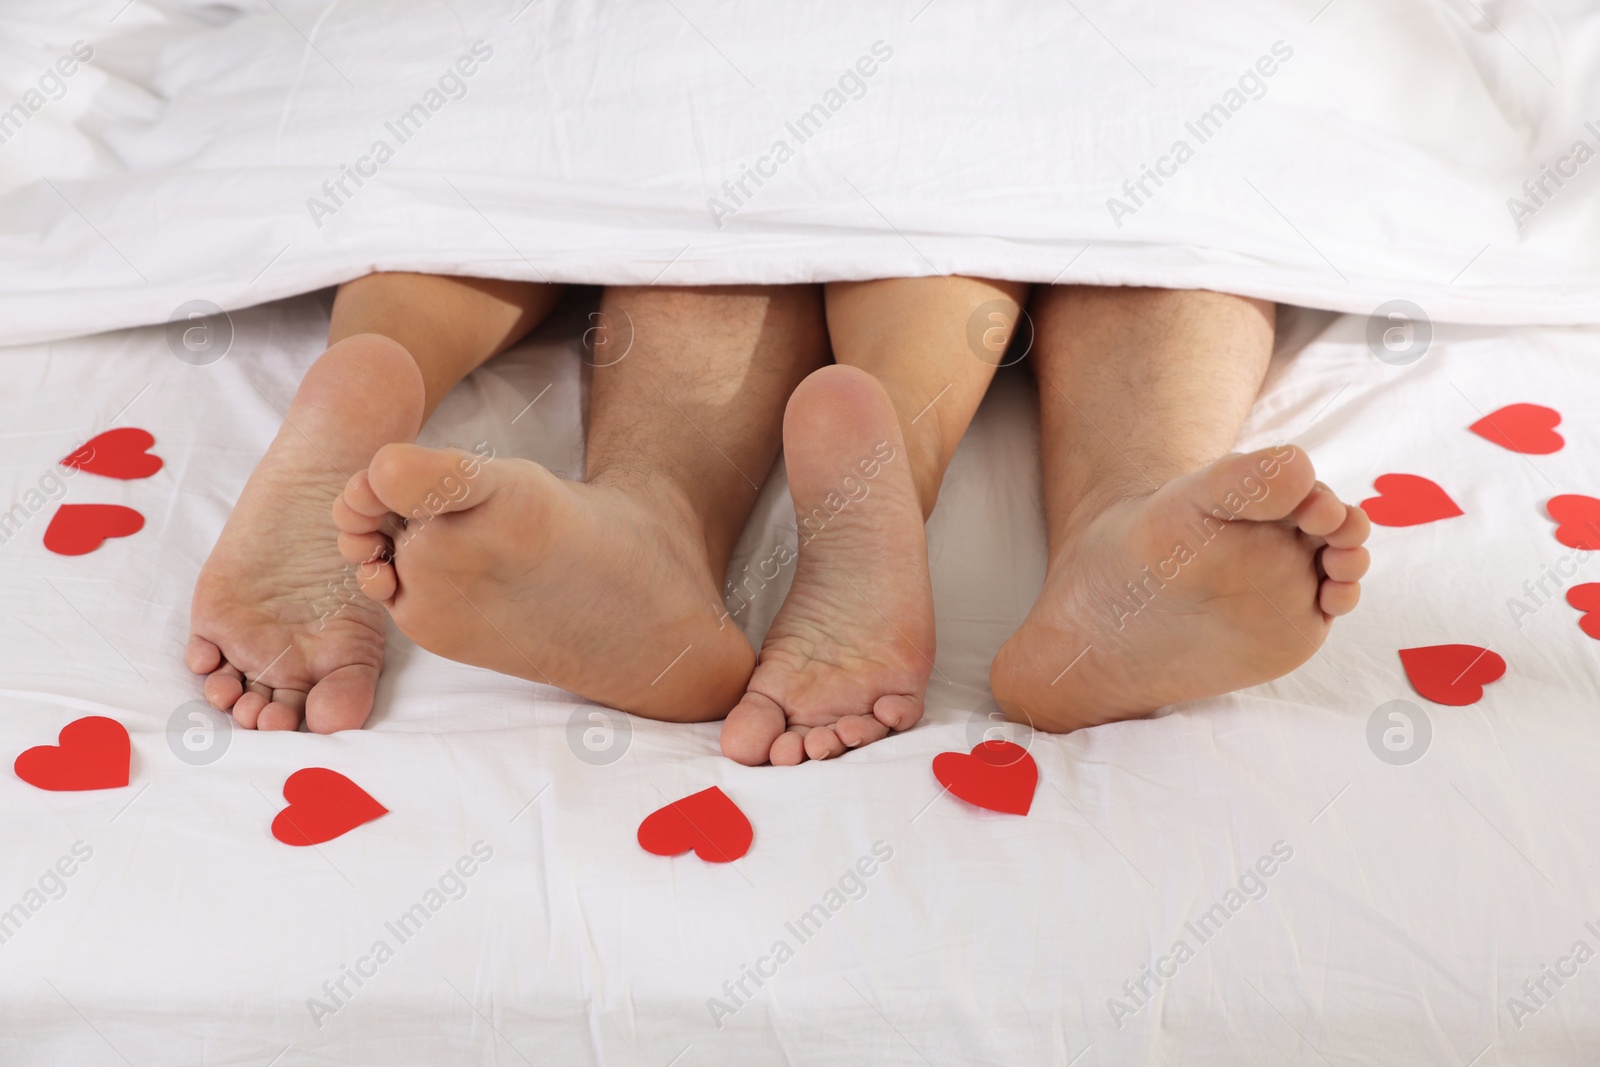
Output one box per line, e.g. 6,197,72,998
898,408,950,521
588,465,722,562
1052,481,1151,547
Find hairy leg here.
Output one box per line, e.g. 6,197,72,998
333,285,828,721
186,273,560,732
990,286,1370,732
723,276,1028,765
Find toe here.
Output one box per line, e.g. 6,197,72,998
338,531,391,568
354,558,398,603
232,688,268,729
1324,502,1371,549
1320,545,1370,583
872,693,923,732
1198,445,1316,522
257,690,306,732
770,729,807,766
204,663,244,710
305,664,379,733
334,470,391,533
367,443,498,521
721,692,787,765
804,725,846,761
834,714,890,749
186,635,222,674
1319,579,1361,616
1291,482,1348,538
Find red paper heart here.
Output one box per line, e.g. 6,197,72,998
1547,495,1600,550
1399,644,1506,706
61,428,164,479
271,768,388,846
637,786,752,863
1360,475,1463,527
1567,584,1600,640
43,504,145,555
14,716,131,791
932,739,1038,816
1470,404,1563,455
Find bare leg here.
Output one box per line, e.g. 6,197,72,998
332,286,828,721
824,276,1029,517
326,273,560,422
186,273,560,732
990,286,1371,733
722,276,1028,765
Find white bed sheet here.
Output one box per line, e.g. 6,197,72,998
1,294,1597,1065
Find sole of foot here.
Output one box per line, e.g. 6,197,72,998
721,364,936,766
185,334,424,732
332,442,756,721
990,444,1371,733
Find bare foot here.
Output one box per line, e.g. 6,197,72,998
720,365,934,766
990,445,1371,732
185,335,424,732
331,444,755,720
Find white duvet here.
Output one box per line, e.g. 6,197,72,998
4,1,1600,1064
0,0,1598,348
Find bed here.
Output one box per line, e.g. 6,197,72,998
3,1,1598,1064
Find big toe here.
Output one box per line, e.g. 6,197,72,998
305,663,379,733
1193,444,1317,522
722,692,787,765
